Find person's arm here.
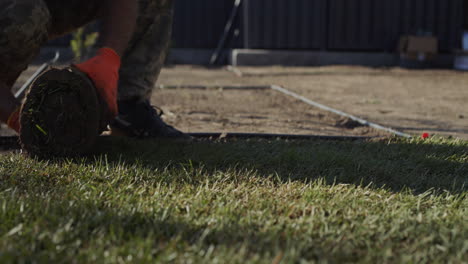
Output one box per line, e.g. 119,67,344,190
2,1,139,133
75,0,138,117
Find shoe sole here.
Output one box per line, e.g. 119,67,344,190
19,67,101,157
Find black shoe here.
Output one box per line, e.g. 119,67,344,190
110,99,189,139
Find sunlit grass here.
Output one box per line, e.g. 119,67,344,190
0,137,466,263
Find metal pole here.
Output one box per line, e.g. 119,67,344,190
210,0,243,65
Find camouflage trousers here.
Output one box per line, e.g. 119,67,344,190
0,0,174,101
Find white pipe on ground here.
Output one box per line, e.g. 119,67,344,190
270,85,412,138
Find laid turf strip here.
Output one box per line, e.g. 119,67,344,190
0,137,466,263
20,68,101,157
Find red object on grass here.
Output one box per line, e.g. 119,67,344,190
7,108,20,133
421,133,430,139
75,47,121,117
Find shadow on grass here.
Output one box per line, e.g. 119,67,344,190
1,195,356,263
86,136,467,195
1,137,466,262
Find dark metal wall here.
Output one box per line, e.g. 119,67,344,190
172,0,237,49
183,0,463,52
327,0,394,51
327,0,464,52
242,0,327,49
47,0,464,53
401,0,464,52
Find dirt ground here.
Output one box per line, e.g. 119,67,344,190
152,88,383,136
2,64,467,140
157,65,468,139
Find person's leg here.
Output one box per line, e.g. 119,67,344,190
118,0,174,101
111,0,187,138
0,0,50,127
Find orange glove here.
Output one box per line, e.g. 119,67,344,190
75,47,121,117
7,108,20,133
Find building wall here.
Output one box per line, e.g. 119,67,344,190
172,0,239,48
242,0,327,49
48,0,464,53
327,0,463,52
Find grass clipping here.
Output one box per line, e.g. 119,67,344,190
19,67,102,157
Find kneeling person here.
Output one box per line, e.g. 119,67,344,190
0,0,186,139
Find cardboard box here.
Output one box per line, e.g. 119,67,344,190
398,36,439,61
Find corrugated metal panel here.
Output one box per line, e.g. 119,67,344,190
243,0,327,50
44,0,463,53
328,0,389,51
172,0,237,49
392,0,463,52
328,0,463,52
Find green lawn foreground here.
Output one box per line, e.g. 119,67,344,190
0,137,466,263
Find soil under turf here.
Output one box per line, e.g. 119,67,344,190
20,68,101,157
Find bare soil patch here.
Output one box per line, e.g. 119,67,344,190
158,65,468,139
152,88,386,137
